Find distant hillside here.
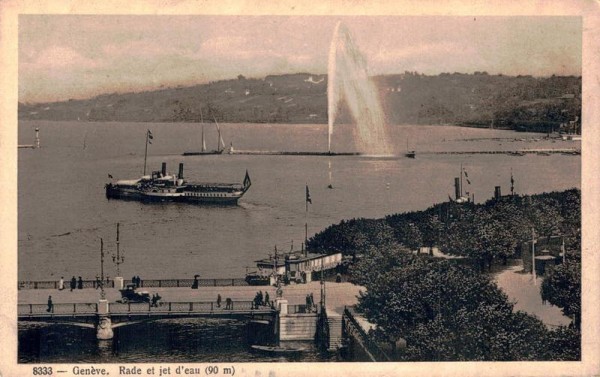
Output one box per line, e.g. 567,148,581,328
19,72,581,132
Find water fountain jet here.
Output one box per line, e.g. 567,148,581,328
327,21,394,156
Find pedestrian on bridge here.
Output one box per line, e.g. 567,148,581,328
46,295,53,313
264,292,270,307
77,276,83,289
58,277,64,291
70,276,76,291
225,298,233,310
217,294,222,308
192,275,199,289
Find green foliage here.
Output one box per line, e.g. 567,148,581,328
545,326,581,360
541,262,581,328
307,218,397,256
310,189,580,271
356,258,562,360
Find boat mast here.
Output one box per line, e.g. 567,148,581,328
460,163,463,198
143,130,149,176
213,116,224,152
200,108,206,152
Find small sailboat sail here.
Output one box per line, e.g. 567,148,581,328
214,117,225,152
182,112,226,156
200,108,207,152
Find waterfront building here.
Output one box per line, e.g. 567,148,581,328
253,251,343,284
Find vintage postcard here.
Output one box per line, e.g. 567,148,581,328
1,1,599,376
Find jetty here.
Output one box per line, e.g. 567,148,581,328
228,150,360,156
18,127,40,149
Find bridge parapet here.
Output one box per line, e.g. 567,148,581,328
18,278,251,290
18,303,98,315
342,307,392,362
18,300,269,318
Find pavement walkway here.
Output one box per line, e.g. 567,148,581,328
19,281,364,314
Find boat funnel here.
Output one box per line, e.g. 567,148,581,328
454,178,461,200
161,162,167,177
494,186,502,200
178,163,184,179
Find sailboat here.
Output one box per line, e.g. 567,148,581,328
182,112,226,156
405,139,416,158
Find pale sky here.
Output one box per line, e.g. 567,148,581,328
19,15,581,103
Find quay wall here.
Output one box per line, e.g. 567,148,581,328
280,314,317,341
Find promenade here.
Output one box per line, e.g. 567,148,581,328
19,281,363,315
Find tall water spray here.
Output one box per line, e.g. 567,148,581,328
327,22,394,155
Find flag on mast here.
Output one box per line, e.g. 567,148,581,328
243,170,251,190
147,130,154,144
306,185,312,204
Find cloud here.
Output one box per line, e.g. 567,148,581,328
23,46,98,71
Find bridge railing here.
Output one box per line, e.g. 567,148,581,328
343,307,392,362
288,304,320,314
18,300,262,316
18,278,250,290
18,303,98,315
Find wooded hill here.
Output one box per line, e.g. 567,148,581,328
19,72,581,132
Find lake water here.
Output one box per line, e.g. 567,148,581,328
17,121,579,361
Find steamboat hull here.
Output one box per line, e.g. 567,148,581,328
105,184,246,205
105,163,251,205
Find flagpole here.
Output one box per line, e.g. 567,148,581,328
143,130,149,176
305,184,308,246
531,228,537,285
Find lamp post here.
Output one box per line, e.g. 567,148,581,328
111,223,125,289
100,238,105,300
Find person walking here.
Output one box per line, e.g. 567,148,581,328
58,277,64,291
46,295,53,313
191,275,199,289
77,276,83,289
70,276,76,292
258,290,264,306
264,292,270,307
217,294,222,308
95,275,101,289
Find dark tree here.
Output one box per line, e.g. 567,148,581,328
541,262,581,329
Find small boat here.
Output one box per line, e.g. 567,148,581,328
245,273,270,286
405,139,416,158
250,345,305,355
182,113,226,156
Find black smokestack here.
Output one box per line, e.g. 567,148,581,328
161,162,167,177
178,163,184,179
495,186,502,200
454,178,461,199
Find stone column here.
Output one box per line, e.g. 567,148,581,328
114,277,124,290
96,299,114,340
276,298,288,316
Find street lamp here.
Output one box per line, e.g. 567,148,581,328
100,238,105,300
111,223,125,276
